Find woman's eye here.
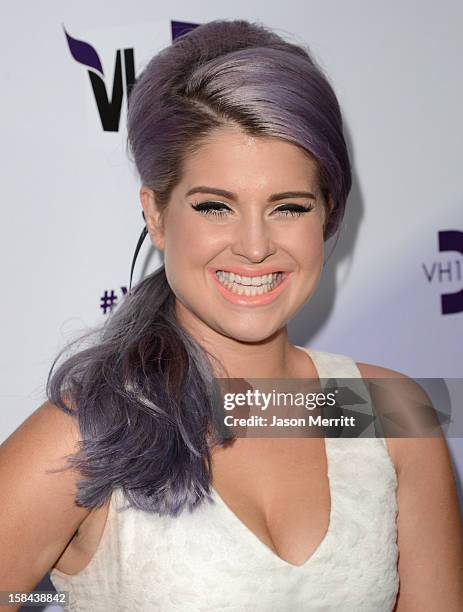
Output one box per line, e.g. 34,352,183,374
274,204,314,217
190,201,315,218
190,201,231,217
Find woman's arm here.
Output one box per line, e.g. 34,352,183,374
393,434,463,611
0,401,91,606
358,363,463,611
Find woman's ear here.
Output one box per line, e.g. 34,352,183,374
139,186,165,252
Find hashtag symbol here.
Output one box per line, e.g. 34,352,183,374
100,290,118,314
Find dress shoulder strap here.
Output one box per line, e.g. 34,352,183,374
295,345,387,445
296,346,362,379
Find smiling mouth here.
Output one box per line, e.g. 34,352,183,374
215,270,286,296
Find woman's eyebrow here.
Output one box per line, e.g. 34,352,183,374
185,186,317,201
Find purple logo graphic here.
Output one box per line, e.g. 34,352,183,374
63,20,200,133
422,230,463,315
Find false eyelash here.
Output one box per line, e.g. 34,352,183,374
190,201,314,218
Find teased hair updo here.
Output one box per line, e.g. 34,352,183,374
47,19,352,516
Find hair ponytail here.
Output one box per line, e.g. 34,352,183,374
47,266,227,514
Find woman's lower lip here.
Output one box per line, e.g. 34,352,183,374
209,270,292,306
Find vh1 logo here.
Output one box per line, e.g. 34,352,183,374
422,230,463,315
63,20,200,132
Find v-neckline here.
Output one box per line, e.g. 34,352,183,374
209,346,334,570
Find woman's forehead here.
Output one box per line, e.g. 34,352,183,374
181,130,320,187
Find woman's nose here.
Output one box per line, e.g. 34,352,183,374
230,215,276,263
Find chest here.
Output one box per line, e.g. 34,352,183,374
208,437,332,566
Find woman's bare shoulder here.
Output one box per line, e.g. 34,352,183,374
355,361,442,475
355,361,409,379
0,400,92,590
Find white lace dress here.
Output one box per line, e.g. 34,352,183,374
50,347,399,611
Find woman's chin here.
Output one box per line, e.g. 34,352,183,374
218,323,282,344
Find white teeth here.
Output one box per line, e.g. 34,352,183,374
216,271,281,286
215,270,284,295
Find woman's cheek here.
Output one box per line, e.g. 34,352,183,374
163,220,215,292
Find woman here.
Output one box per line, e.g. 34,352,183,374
1,18,462,612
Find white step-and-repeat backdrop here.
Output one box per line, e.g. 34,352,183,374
2,0,462,536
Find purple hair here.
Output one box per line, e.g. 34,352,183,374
46,19,352,516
